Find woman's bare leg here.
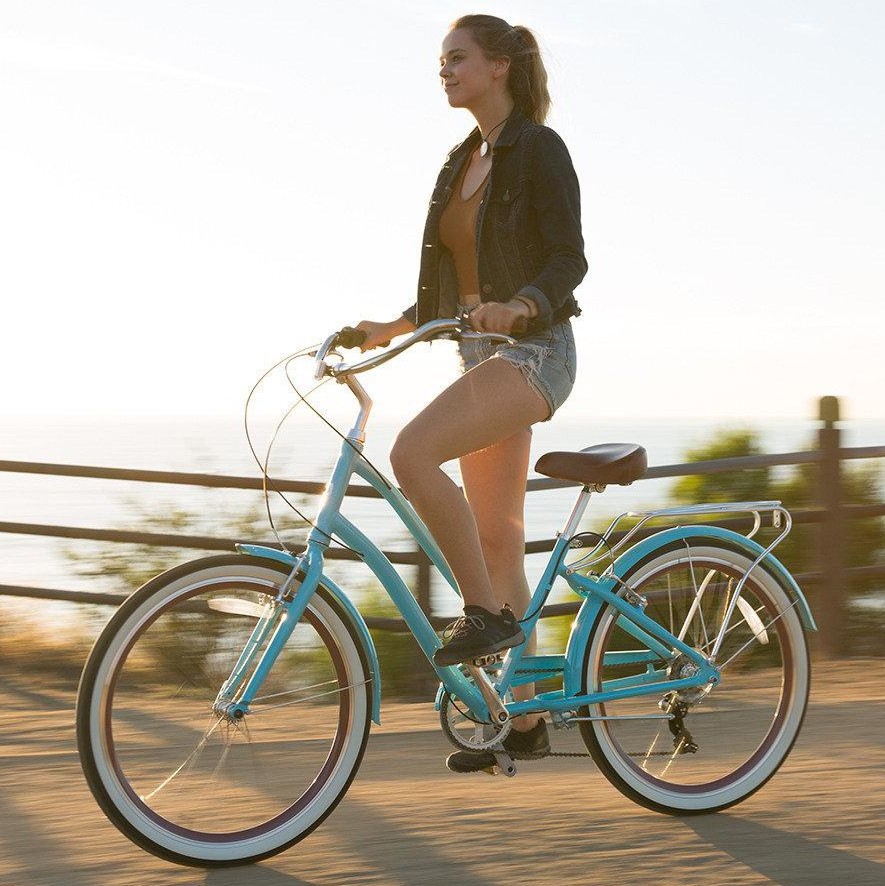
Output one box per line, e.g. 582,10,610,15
389,357,549,616
460,429,541,731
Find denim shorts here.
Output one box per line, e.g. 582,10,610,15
457,320,577,420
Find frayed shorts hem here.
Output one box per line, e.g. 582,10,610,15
457,321,577,421
494,352,558,420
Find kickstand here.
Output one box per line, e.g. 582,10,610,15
492,751,518,777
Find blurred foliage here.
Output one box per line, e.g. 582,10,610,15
670,427,884,653
359,583,436,698
671,429,771,505
670,427,884,592
0,617,93,683
62,492,304,595
58,493,435,696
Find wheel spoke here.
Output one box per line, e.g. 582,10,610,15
681,542,711,649
581,544,808,812
250,678,370,713
718,599,800,671
83,566,370,853
697,600,767,656
640,725,666,771
253,679,341,702
141,715,224,802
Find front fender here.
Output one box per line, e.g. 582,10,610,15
562,526,816,697
236,544,382,724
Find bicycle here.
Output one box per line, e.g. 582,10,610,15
76,318,816,867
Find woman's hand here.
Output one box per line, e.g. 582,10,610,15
355,316,416,352
469,299,533,334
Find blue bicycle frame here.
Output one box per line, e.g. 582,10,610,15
218,322,815,727
221,435,765,727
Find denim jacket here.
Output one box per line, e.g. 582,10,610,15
402,109,587,332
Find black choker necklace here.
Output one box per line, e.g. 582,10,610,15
479,116,509,158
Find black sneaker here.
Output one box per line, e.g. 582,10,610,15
446,719,551,773
433,605,525,668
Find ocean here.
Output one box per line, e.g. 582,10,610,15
1,411,882,631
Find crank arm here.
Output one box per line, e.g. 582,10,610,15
492,751,517,777
465,662,509,725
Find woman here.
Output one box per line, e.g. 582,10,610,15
356,14,586,772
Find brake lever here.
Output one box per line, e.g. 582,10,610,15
313,331,341,380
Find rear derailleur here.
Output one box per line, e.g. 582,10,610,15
659,691,699,755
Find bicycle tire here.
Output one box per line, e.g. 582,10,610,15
579,537,810,814
76,554,372,867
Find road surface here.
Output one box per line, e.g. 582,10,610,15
1,659,883,885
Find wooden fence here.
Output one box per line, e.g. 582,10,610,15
1,397,882,658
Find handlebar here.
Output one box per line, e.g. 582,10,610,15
313,318,519,380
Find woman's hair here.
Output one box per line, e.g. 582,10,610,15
451,14,550,124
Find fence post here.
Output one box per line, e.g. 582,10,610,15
817,395,846,658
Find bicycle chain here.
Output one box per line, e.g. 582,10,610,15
508,668,593,757
508,668,676,759
517,751,593,758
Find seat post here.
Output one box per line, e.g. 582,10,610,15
560,486,592,539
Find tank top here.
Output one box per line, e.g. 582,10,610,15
438,159,491,303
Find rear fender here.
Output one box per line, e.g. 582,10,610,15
562,526,816,698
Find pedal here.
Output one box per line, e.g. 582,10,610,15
492,751,518,777
469,652,504,668
550,710,573,731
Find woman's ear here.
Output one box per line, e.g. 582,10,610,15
491,56,511,80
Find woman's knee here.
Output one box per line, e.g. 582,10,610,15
390,425,435,487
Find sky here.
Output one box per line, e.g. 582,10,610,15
1,0,883,423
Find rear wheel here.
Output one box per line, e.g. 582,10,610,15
77,555,372,866
580,540,809,814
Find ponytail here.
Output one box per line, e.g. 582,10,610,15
451,15,551,124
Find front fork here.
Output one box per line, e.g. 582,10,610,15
212,551,318,719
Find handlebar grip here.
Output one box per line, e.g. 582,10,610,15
336,326,368,349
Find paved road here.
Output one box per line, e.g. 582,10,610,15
1,659,883,885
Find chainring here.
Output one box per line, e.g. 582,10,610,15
439,691,513,752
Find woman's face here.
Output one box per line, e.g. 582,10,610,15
439,28,504,109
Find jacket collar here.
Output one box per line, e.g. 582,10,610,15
492,108,530,150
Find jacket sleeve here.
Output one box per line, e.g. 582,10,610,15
517,128,588,326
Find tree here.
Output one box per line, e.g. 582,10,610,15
671,429,770,505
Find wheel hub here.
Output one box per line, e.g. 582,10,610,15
667,653,711,707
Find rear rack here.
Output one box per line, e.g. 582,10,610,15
564,500,791,576
564,500,793,661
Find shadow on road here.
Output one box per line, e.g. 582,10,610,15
686,813,885,886
7,678,73,712
324,797,491,886
201,796,491,886
206,865,316,885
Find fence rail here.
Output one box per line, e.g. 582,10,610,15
2,397,883,656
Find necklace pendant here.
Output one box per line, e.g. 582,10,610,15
479,140,489,158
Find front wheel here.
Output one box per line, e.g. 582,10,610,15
76,555,372,867
580,539,810,814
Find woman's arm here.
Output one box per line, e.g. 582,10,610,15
516,128,588,326
355,314,417,351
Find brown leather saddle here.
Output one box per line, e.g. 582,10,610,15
535,443,647,487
